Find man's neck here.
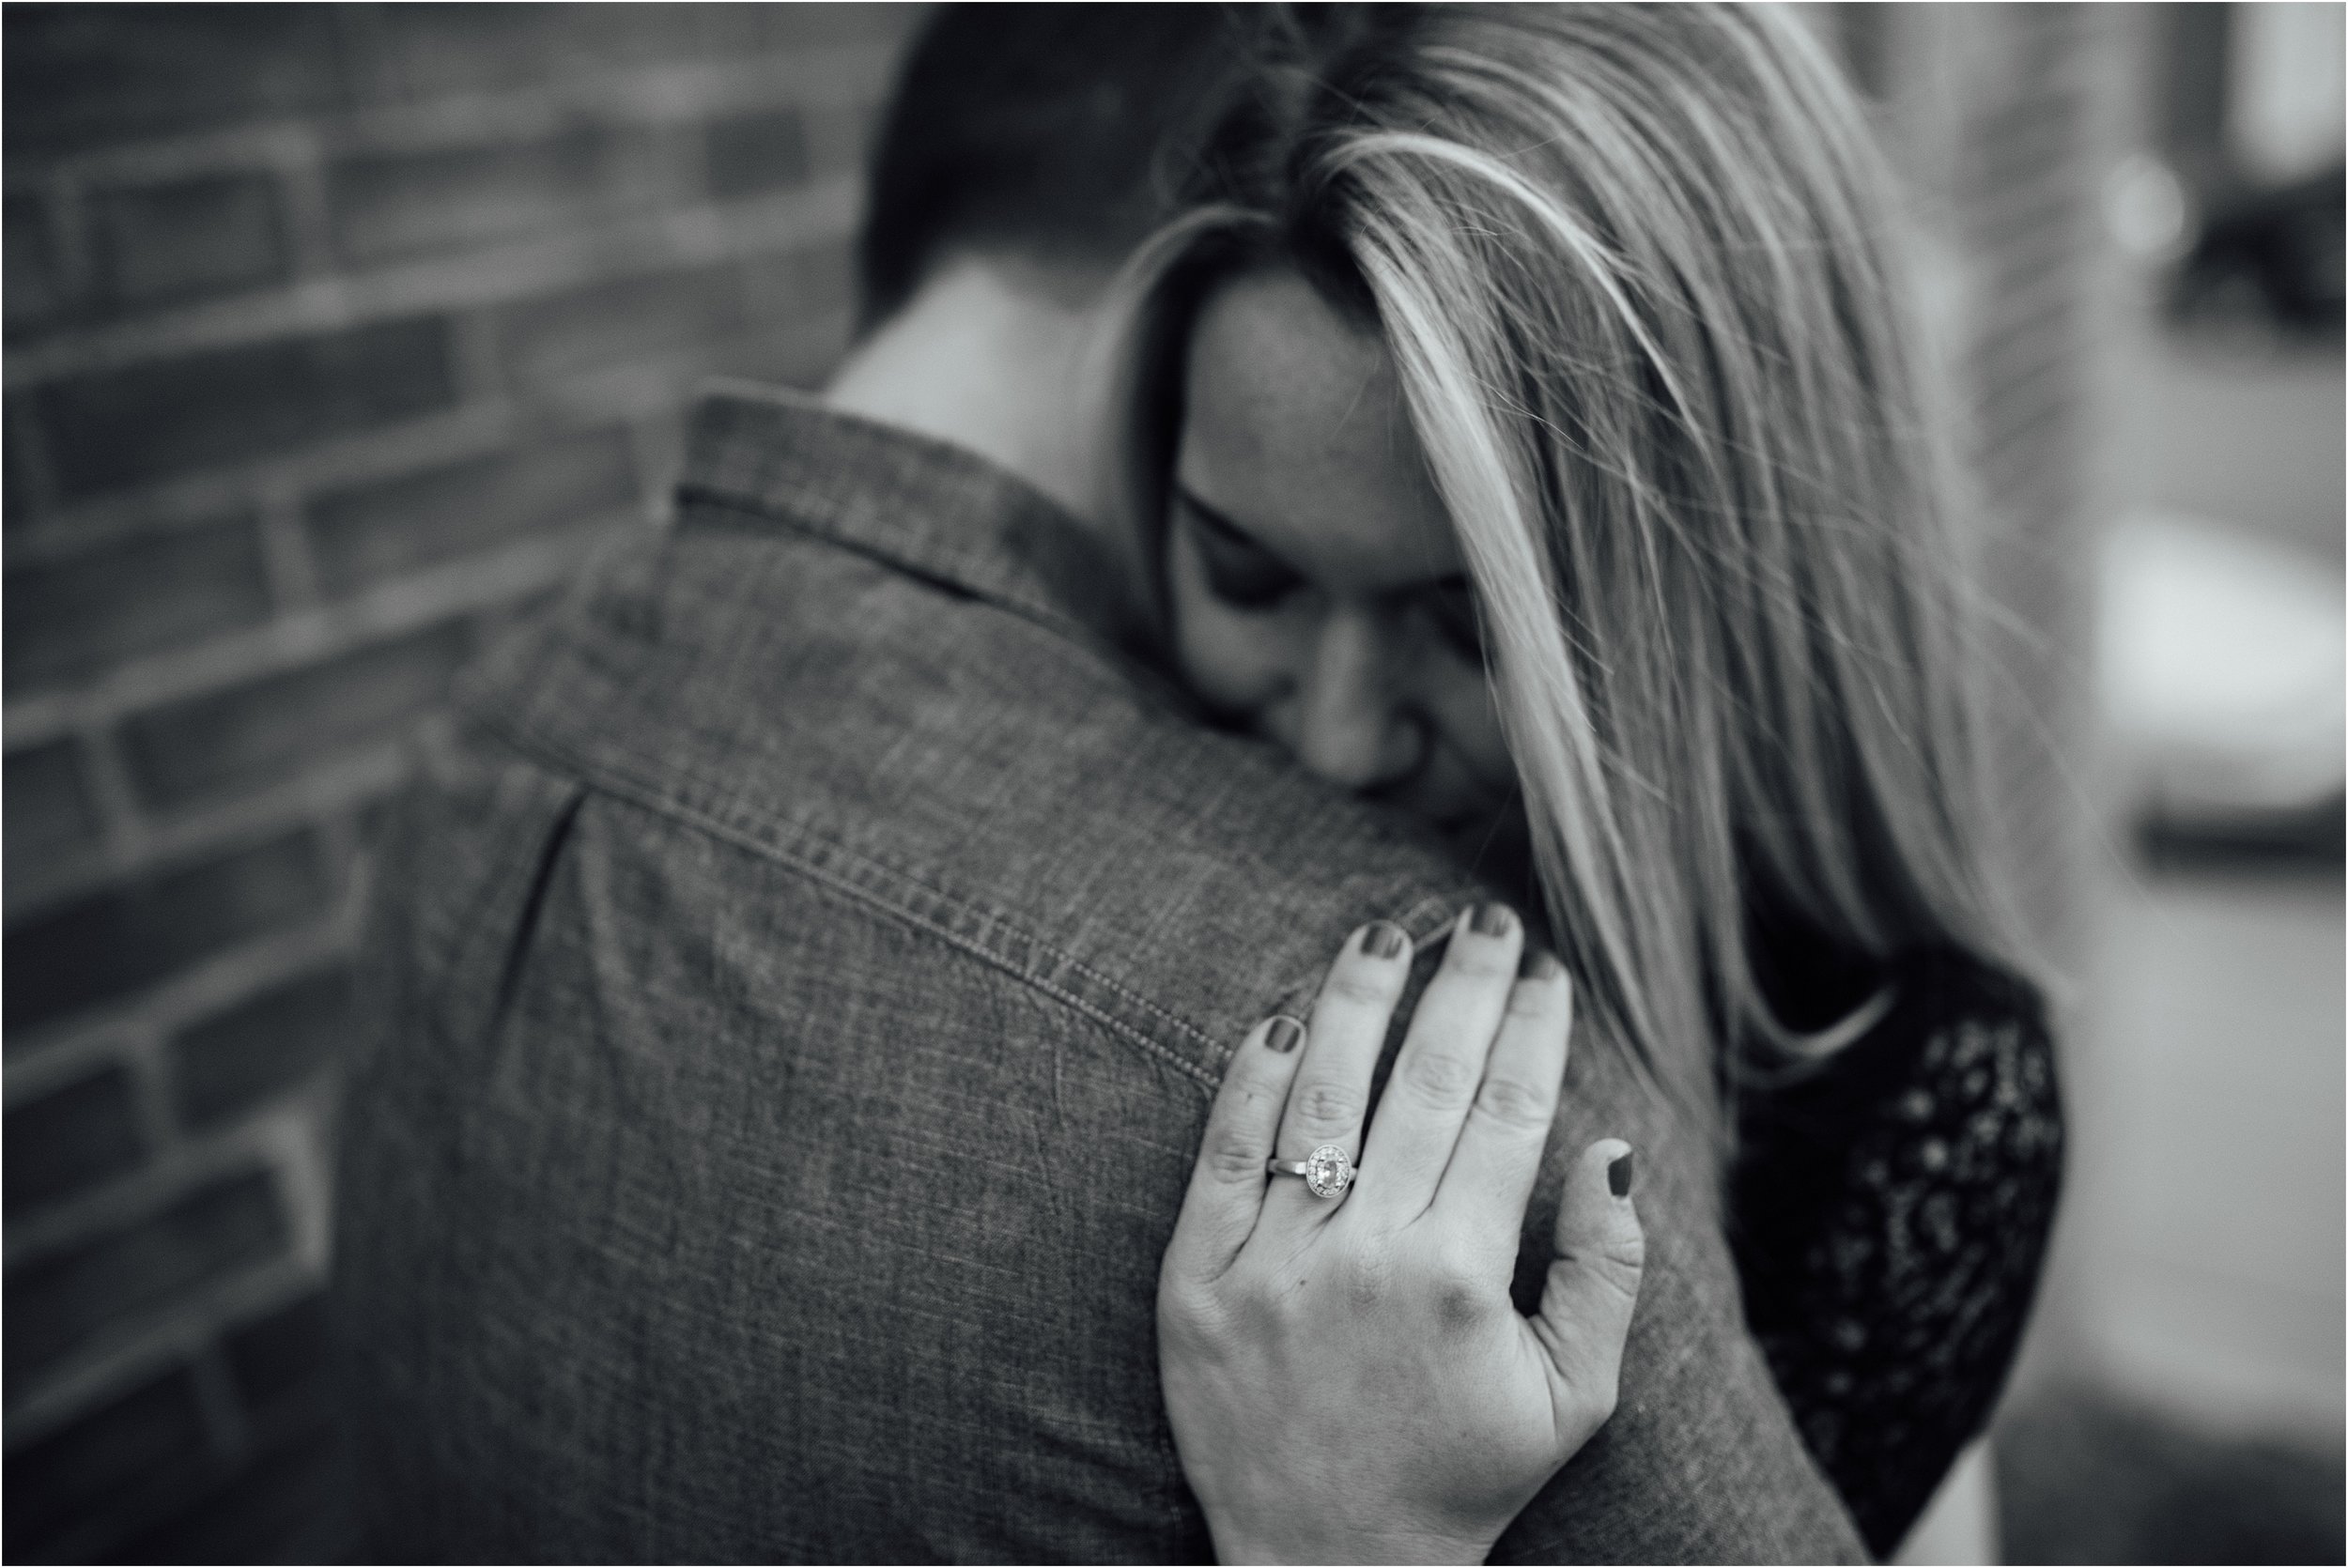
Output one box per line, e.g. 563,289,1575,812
826,259,1114,527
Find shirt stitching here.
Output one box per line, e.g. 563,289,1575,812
485,708,1228,1088
483,655,1373,1073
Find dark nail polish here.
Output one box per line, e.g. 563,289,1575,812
1608,1150,1636,1198
1265,1017,1305,1054
1362,922,1407,960
1522,949,1565,981
1471,901,1515,938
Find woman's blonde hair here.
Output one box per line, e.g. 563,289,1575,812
1111,5,2020,1145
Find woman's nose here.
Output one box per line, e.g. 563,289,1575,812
1288,605,1426,792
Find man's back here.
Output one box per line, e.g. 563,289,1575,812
334,389,1861,1560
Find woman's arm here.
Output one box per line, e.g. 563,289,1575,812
1157,905,1645,1563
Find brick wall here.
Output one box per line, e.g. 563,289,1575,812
3,7,919,1558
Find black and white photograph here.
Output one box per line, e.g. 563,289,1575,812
3,4,2341,1561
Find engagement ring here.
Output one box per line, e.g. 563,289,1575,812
1267,1144,1354,1199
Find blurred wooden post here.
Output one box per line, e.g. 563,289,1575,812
1852,1,2114,990
1833,6,2126,1560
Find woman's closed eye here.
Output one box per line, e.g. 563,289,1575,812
1178,488,1489,669
1178,490,1305,608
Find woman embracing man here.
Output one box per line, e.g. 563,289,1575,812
338,7,2062,1560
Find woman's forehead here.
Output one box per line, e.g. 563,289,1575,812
1177,269,1459,590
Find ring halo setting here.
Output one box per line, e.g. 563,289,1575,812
1302,1143,1353,1199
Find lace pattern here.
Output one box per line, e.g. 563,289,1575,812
1733,955,2065,1554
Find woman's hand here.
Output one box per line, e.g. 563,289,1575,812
1157,905,1645,1564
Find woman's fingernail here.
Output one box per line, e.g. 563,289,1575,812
1265,1017,1305,1054
1471,901,1515,938
1522,949,1564,980
1361,921,1407,960
1608,1150,1636,1198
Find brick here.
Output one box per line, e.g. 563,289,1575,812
221,1290,329,1417
750,237,857,329
329,123,660,266
307,426,637,596
354,790,405,860
5,1065,145,1215
7,390,50,527
34,316,456,501
170,964,351,1129
119,621,473,811
3,7,345,154
495,262,750,388
6,1168,288,1382
360,5,773,102
4,828,332,1034
712,317,853,395
704,107,808,200
736,3,921,52
472,579,573,645
6,740,103,869
91,172,288,310
805,101,880,179
5,515,272,694
733,242,857,388
6,190,69,337
116,1418,348,1563
2,1363,210,1555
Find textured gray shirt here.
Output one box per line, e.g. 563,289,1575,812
333,386,1862,1561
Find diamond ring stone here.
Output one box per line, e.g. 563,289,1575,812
1267,1144,1355,1199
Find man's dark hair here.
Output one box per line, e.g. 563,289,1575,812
855,4,1258,328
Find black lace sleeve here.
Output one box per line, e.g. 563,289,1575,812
1729,952,2065,1556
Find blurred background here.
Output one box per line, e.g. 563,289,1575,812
2,4,2339,1561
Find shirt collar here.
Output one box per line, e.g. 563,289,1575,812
674,380,1157,661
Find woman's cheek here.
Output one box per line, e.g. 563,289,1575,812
1166,534,1288,715
1173,597,1286,715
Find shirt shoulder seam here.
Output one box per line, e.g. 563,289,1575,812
481,706,1227,1089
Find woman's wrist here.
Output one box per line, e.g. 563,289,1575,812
1193,1435,1498,1563
1210,1514,1491,1566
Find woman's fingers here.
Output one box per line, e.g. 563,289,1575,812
1165,1015,1310,1280
1428,954,1574,1257
1527,1139,1645,1450
1355,903,1524,1221
1266,921,1412,1213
